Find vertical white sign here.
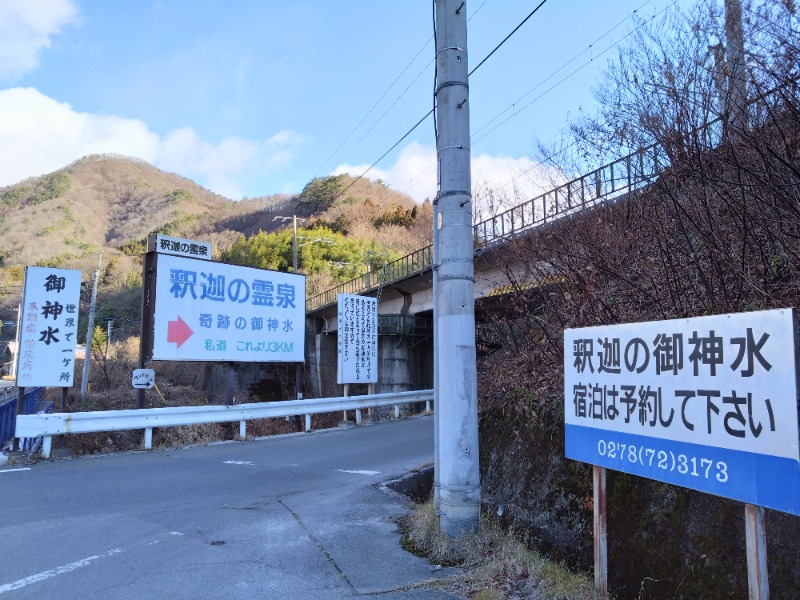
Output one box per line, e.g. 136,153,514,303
16,267,82,387
337,294,378,384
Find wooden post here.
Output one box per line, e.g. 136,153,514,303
225,364,235,406
744,504,769,600
593,465,608,597
366,383,375,423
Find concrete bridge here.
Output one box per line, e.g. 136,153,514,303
303,143,668,398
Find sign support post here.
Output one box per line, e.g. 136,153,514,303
342,383,350,425
12,387,24,451
593,465,608,597
744,504,769,599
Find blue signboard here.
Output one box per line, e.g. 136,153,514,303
564,309,800,516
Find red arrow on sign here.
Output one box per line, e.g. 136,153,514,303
167,315,194,348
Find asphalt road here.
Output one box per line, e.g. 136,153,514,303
0,416,461,599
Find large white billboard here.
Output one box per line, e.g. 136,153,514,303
16,267,82,387
564,309,800,515
151,254,305,362
337,293,377,384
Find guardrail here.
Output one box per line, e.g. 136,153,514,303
15,389,434,459
1,387,51,451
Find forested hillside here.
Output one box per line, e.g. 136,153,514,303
0,156,428,339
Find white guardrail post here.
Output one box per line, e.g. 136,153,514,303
15,390,433,458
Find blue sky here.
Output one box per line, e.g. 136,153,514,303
0,0,685,203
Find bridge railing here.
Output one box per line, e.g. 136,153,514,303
15,389,434,458
306,84,790,313
306,144,665,312
308,246,433,311
472,144,667,246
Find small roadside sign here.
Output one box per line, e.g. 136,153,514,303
337,294,377,384
148,234,212,260
132,369,155,389
16,266,82,387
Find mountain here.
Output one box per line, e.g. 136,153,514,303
0,154,430,334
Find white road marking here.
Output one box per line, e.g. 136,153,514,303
336,469,380,475
223,460,253,465
0,548,122,595
0,468,31,474
169,531,183,536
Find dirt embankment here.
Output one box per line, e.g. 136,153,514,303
474,121,800,598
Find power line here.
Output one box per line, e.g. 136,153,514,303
469,0,550,77
315,1,493,178
329,109,434,205
399,0,666,199
337,58,435,167
326,0,551,202
478,0,679,195
473,0,677,147
313,37,434,177
472,0,660,141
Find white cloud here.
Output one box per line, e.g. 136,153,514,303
0,0,78,79
332,141,558,217
0,88,305,199
0,88,159,184
332,142,436,203
157,128,305,199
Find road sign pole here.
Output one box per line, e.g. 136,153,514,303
137,251,156,409
12,386,24,451
593,465,608,597
744,504,769,599
81,254,102,398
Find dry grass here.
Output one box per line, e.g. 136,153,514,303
403,501,606,600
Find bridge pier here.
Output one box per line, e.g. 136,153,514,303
305,315,432,406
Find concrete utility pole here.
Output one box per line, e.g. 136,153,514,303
724,0,747,139
434,0,480,536
81,254,102,398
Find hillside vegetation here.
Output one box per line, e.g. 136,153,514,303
475,2,800,598
0,155,428,339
